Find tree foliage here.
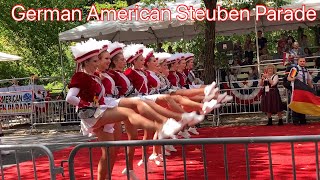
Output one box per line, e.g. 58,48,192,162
0,0,88,80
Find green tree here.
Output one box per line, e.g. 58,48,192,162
0,0,88,80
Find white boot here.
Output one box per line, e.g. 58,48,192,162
163,149,171,156
149,154,163,166
137,160,154,173
203,86,219,102
188,127,199,135
202,99,218,114
187,114,205,127
137,159,144,166
121,168,139,180
221,95,233,103
204,82,216,99
165,145,177,152
178,130,191,139
158,118,182,139
181,112,205,127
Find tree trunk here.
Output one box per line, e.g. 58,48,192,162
203,0,217,84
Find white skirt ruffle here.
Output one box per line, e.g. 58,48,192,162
80,99,120,137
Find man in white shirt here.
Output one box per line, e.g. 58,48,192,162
287,57,313,125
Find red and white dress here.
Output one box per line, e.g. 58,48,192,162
99,71,121,107
145,70,161,94
99,71,119,97
124,68,149,95
167,71,180,88
185,69,203,89
67,72,115,136
108,69,138,97
158,74,171,94
184,69,192,86
176,71,187,88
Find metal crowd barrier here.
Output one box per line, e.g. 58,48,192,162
0,144,63,180
68,135,320,180
31,100,80,126
214,86,288,126
0,99,80,129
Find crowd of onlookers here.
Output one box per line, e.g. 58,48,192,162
222,30,320,82
152,32,320,83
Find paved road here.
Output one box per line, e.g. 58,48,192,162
0,133,93,168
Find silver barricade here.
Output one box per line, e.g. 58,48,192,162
0,99,81,129
0,144,63,180
215,86,289,126
68,135,320,180
31,100,80,126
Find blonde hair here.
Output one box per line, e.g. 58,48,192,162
264,64,277,74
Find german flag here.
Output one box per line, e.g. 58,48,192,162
288,79,320,116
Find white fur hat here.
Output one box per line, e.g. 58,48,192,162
154,52,171,64
123,44,145,63
70,38,101,63
184,53,194,61
108,42,125,58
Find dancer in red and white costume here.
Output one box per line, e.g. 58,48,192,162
184,53,204,89
144,49,220,114
66,39,186,180
103,42,208,171
155,52,233,137
123,45,231,161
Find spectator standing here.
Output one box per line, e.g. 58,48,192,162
299,34,309,50
233,40,243,61
260,64,284,125
289,42,304,62
167,46,174,54
287,57,313,125
257,30,268,51
313,47,320,56
304,47,313,57
176,47,182,53
286,36,295,52
277,33,287,58
248,62,259,80
156,42,165,52
244,35,254,65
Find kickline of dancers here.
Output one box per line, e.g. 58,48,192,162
65,38,233,180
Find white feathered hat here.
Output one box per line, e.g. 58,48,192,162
142,48,155,65
123,44,145,63
154,52,171,64
167,53,180,64
70,38,101,63
174,53,185,62
108,42,125,58
184,53,194,61
99,40,112,53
